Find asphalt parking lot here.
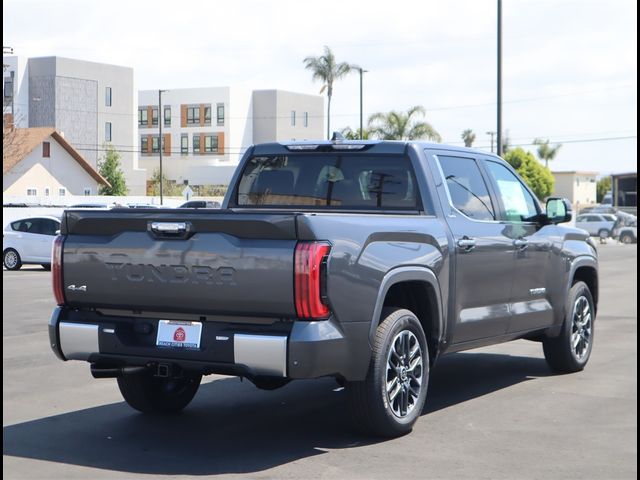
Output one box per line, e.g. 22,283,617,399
3,244,637,480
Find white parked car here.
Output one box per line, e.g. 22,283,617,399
575,213,616,239
3,216,61,270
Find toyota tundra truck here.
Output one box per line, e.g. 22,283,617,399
49,139,598,437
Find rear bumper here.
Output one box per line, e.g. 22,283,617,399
49,307,371,381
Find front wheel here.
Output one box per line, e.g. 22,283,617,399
346,308,429,437
3,249,22,270
543,281,595,373
598,229,610,240
117,371,202,414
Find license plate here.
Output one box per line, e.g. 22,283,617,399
156,320,203,349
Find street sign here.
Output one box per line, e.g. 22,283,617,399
182,186,194,200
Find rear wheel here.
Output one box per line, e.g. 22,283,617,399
620,233,634,244
3,249,22,270
117,371,201,413
346,308,429,437
543,281,595,373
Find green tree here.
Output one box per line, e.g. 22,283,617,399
504,147,554,200
97,144,128,195
368,106,441,141
461,129,476,147
148,168,182,196
596,176,612,203
303,46,358,139
340,126,371,140
533,138,562,168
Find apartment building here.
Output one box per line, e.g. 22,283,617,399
3,56,147,194
137,88,323,187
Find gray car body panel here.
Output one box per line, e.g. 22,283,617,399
51,140,598,381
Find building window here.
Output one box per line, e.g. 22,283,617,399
27,188,37,196
105,87,112,107
204,134,218,153
43,142,51,158
164,107,171,126
217,104,224,125
45,187,50,196
4,77,13,101
193,134,200,153
139,108,148,126
291,110,296,126
84,187,92,196
187,106,200,125
303,112,308,128
204,106,212,125
59,188,66,197
181,134,188,155
141,136,148,154
151,107,158,126
151,136,160,153
105,122,112,142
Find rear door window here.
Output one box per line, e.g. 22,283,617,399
437,155,495,221
236,154,420,210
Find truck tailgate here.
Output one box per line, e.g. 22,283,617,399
61,210,298,317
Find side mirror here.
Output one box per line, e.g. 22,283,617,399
546,197,572,224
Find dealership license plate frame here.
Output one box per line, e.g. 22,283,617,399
156,320,203,349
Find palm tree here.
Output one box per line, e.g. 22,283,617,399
368,106,441,141
533,138,562,168
340,126,371,140
461,129,476,147
303,46,358,139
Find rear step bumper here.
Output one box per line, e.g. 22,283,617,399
49,307,371,381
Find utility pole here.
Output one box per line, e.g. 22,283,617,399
359,68,368,140
497,0,503,156
486,131,496,153
158,89,167,205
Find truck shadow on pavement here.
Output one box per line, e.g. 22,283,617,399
3,351,552,475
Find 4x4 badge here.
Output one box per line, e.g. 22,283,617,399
67,285,87,292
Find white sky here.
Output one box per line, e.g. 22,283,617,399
3,0,637,174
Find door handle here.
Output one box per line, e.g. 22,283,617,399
457,237,476,252
513,238,529,250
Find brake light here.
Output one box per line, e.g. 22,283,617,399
295,241,331,319
52,235,66,305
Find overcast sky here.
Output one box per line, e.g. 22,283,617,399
4,0,637,174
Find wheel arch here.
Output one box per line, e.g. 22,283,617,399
370,267,444,365
570,258,598,314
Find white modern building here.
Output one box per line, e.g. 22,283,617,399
3,56,147,194
552,171,598,209
137,88,323,188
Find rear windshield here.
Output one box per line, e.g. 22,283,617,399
235,154,420,210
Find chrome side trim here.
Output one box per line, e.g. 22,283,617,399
234,334,287,377
59,322,99,360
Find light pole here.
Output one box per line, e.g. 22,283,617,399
486,131,496,153
158,89,167,205
497,0,503,156
358,68,368,140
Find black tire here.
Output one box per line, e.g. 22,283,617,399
620,233,634,244
117,371,202,414
597,229,610,240
41,264,52,271
543,281,595,373
346,308,429,438
3,249,22,270
250,376,290,390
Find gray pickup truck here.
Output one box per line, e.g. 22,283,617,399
49,140,598,437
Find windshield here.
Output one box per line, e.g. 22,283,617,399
235,154,421,210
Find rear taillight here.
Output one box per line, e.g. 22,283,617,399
294,241,331,319
52,235,65,305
